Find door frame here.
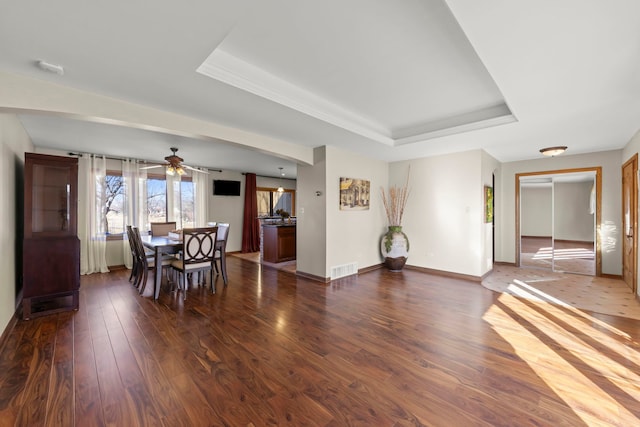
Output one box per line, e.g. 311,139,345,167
621,154,637,293
516,167,602,276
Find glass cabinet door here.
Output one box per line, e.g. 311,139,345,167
31,164,72,233
24,153,78,238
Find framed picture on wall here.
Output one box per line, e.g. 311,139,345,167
484,186,494,223
339,177,370,210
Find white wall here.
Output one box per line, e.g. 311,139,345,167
325,146,388,276
0,114,34,334
521,186,552,237
296,145,387,279
497,150,622,275
621,128,640,168
392,150,486,277
297,147,327,278
209,171,245,253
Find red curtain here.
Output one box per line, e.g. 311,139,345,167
241,173,261,252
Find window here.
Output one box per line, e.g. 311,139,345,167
147,175,167,224
180,179,195,229
102,171,196,237
147,174,194,229
105,172,125,235
257,187,295,217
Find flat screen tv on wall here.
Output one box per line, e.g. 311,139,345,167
213,180,241,196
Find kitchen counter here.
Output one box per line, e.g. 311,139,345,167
261,223,296,263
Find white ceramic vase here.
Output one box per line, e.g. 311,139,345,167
380,226,409,271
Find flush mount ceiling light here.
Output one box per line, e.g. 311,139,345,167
539,146,567,157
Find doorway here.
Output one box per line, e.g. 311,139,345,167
516,167,602,276
621,154,637,292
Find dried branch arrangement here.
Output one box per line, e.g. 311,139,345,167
381,167,411,226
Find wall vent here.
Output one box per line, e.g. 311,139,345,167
330,262,358,280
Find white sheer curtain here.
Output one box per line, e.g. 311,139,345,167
193,168,209,226
166,173,181,227
78,154,110,274
122,159,148,269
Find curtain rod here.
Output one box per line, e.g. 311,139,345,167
242,172,296,180
67,152,222,173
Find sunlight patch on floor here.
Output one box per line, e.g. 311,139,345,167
532,247,595,261
506,279,570,306
482,265,640,320
509,280,633,342
483,293,640,425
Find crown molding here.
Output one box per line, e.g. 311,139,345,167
393,104,517,145
197,49,516,148
197,49,393,145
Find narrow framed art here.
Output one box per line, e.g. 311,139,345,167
484,185,494,223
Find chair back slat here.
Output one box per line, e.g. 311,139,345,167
130,227,148,266
126,225,136,254
182,227,217,266
215,223,230,242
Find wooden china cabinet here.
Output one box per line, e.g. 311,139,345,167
22,153,80,319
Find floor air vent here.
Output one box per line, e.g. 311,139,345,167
330,262,358,280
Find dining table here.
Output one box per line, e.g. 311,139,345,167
141,233,228,299
141,234,182,300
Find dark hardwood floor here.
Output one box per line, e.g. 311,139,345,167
1,257,639,426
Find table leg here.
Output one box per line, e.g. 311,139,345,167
220,251,228,284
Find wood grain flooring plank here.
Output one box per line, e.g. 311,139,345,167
14,316,58,426
91,312,128,426
129,343,194,427
176,339,275,425
120,383,164,427
169,371,229,426
73,300,105,427
1,259,639,426
116,302,199,426
44,313,75,427
180,325,279,402
0,321,29,427
0,319,33,420
266,392,335,426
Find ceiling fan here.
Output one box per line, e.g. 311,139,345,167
140,147,208,175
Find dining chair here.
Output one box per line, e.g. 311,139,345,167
126,225,139,283
170,227,218,299
131,226,173,295
127,225,155,287
150,221,177,237
128,226,150,290
213,222,230,285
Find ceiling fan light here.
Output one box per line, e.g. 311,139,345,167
166,166,175,176
176,166,186,175
539,146,567,157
